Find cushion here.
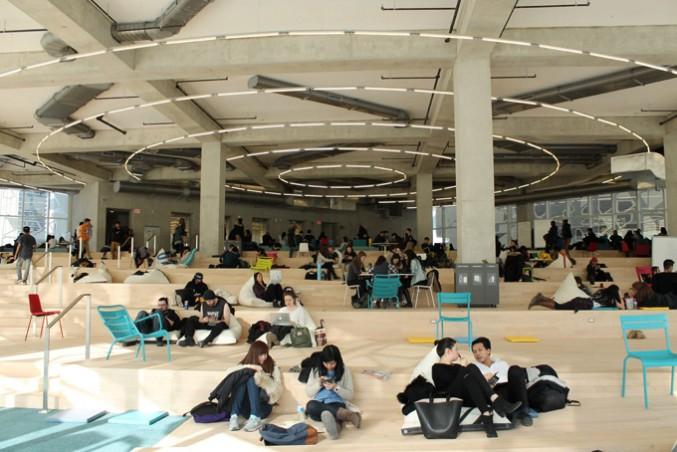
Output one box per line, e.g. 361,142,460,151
505,336,541,343
214,288,238,305
238,275,272,308
552,273,589,303
173,317,243,345
124,269,170,284
74,267,112,284
409,345,439,383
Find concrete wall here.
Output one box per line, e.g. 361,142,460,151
72,184,418,249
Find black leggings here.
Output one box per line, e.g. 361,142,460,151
305,400,346,421
556,297,593,310
443,364,495,412
182,317,228,344
261,283,284,303
493,365,530,413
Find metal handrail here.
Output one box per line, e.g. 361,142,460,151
120,235,132,249
33,252,48,265
42,292,92,411
33,265,62,286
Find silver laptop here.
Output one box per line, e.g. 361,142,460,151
270,312,292,326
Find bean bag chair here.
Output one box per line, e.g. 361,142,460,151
548,251,574,269
179,248,197,267
123,268,170,284
73,267,112,284
410,345,439,384
214,287,238,306
238,275,272,308
552,273,589,303
174,316,243,345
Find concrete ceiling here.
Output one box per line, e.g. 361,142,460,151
0,0,674,202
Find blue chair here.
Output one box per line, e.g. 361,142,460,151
97,305,171,362
436,292,472,344
620,314,677,408
368,275,401,309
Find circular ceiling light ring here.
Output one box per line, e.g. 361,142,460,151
278,163,407,189
34,86,645,188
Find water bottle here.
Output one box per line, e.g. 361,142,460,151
296,405,305,422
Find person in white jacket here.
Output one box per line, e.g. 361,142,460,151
305,345,361,440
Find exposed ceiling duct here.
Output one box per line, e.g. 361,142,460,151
34,84,112,139
71,151,199,172
111,0,215,42
493,66,677,115
248,75,410,121
114,180,196,197
39,32,76,57
496,181,634,206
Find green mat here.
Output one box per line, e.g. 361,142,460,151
0,408,186,452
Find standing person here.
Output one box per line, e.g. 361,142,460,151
179,289,232,347
561,219,576,265
471,337,534,427
14,226,36,285
305,345,361,440
109,221,124,260
77,218,93,259
228,218,245,241
544,221,558,251
227,342,283,432
173,218,187,256
287,223,297,257
609,229,622,250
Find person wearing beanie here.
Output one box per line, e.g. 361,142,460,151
180,272,208,308
179,289,231,347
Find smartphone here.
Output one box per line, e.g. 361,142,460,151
488,373,499,386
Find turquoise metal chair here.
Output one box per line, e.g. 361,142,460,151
97,305,171,362
436,292,472,343
620,314,677,408
368,275,401,309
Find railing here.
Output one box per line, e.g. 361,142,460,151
117,236,133,269
41,293,92,412
32,265,64,307
145,234,157,255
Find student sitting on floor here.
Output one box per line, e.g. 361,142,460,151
253,271,285,306
432,338,521,438
180,272,208,308
316,245,339,280
267,288,317,348
305,345,361,440
631,281,677,309
586,257,613,284
529,284,622,310
135,297,184,346
471,337,535,427
179,290,232,347
227,341,283,432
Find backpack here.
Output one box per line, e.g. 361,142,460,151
247,320,272,343
184,401,227,423
528,375,580,412
259,422,318,446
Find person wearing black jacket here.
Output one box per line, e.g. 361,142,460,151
135,297,183,346
109,221,125,260
652,259,677,296
181,272,208,307
561,219,576,265
220,246,242,268
180,290,232,347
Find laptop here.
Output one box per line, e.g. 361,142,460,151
270,312,292,326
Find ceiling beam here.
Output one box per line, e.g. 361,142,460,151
2,25,677,89
40,154,112,181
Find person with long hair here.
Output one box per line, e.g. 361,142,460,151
529,284,622,310
252,271,284,306
317,244,339,280
433,337,521,438
346,251,367,301
268,288,317,347
305,345,361,440
228,341,283,432
631,281,677,309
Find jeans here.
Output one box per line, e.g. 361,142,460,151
305,400,346,421
182,317,228,344
230,376,272,419
16,257,30,282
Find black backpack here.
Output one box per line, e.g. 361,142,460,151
259,423,318,446
184,401,227,423
528,375,580,412
247,320,272,343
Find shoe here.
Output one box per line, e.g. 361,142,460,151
336,407,362,429
321,411,340,440
517,412,533,427
480,414,498,438
229,414,241,431
243,415,262,432
199,340,210,348
156,339,165,347
492,396,521,417
178,338,195,347
528,293,543,310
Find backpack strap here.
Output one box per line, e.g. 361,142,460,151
459,407,475,423
566,399,581,407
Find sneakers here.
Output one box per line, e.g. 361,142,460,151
516,410,533,427
178,337,195,347
199,340,210,348
243,415,262,432
229,414,241,431
321,411,340,440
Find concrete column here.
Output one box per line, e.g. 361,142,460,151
454,54,496,263
199,142,226,255
415,172,433,241
665,131,677,233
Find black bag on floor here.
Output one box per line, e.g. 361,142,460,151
184,401,227,423
414,394,463,439
528,375,580,412
247,320,272,343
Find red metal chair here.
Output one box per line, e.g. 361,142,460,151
25,294,63,341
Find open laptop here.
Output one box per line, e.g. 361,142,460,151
270,312,292,326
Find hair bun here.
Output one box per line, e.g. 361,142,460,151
433,339,440,346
